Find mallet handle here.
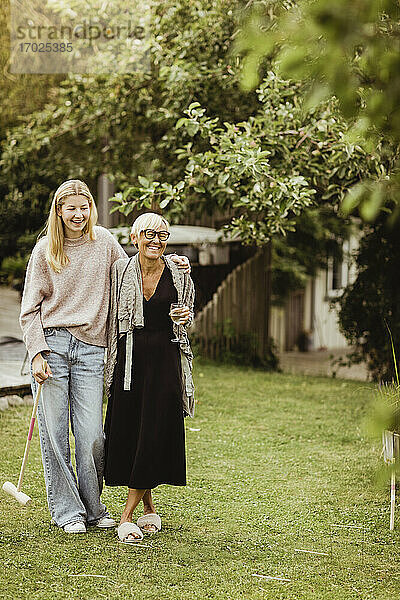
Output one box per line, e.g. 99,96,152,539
16,361,47,493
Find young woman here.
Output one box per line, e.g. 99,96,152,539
20,180,188,533
104,212,195,543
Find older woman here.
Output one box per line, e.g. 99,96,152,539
104,212,195,543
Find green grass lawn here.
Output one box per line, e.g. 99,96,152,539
0,362,399,600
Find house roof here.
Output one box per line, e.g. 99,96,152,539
168,225,238,244
110,224,239,246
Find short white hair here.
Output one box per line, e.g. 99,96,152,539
131,212,169,240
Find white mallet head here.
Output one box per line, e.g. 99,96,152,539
2,481,32,506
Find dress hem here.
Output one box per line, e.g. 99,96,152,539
104,480,187,489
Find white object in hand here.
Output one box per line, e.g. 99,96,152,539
170,302,187,342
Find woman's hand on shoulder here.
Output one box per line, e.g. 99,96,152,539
32,353,53,384
169,254,191,273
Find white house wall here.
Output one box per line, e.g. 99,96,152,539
309,273,348,349
307,232,360,350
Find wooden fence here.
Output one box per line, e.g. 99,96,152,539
192,247,271,361
285,289,305,351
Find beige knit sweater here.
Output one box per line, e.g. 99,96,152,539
20,226,127,361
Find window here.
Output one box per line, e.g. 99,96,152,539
331,255,342,290
326,240,350,298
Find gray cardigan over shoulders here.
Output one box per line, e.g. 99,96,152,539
105,253,195,417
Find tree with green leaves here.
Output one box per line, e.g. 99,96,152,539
112,73,383,296
236,0,400,222
0,0,62,268
0,0,61,135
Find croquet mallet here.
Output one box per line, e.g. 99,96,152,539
2,361,47,506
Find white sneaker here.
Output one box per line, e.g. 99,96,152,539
96,516,117,529
63,522,87,534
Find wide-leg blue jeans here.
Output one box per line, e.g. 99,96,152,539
32,328,108,528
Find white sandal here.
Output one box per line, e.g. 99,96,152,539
117,522,143,544
137,513,162,533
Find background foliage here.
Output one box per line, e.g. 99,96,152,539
1,1,382,258
237,0,400,222
0,0,62,265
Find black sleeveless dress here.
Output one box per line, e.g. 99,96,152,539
104,267,186,489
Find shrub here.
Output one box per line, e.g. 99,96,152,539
0,254,29,292
194,319,280,371
337,219,400,381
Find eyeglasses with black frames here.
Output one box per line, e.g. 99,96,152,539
142,229,170,241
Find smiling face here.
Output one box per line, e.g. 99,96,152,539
57,194,91,239
131,224,169,261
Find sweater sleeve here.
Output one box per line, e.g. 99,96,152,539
111,239,128,263
102,227,128,263
19,245,51,361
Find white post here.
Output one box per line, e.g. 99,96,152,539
390,471,396,531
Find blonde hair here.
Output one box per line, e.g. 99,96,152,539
131,212,169,242
44,180,98,273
